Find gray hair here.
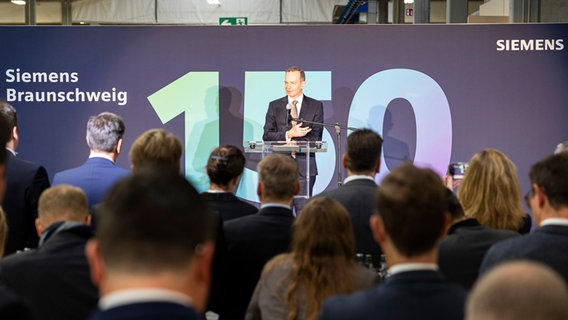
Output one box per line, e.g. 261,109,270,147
86,112,125,152
554,141,568,155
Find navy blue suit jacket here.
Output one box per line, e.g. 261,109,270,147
315,178,382,266
0,287,35,320
263,95,323,176
89,302,203,320
319,270,467,320
480,224,568,283
222,206,294,320
52,157,129,208
3,151,50,255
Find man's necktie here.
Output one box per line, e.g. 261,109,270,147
291,100,299,127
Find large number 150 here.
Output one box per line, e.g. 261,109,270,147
147,68,452,203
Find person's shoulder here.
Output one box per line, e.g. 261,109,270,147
0,287,35,320
268,96,287,106
319,289,376,320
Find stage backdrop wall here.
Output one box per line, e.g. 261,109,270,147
1,24,566,203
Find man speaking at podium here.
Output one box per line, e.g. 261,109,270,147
263,66,323,213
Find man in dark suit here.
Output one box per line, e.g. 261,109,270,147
0,184,97,320
0,99,50,255
223,154,299,320
319,163,467,320
53,112,129,209
480,153,568,282
85,170,216,320
0,111,35,319
263,66,323,205
438,188,519,290
315,128,383,267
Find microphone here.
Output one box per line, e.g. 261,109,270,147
286,103,292,125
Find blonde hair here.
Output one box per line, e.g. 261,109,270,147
458,149,526,231
264,197,357,320
38,185,89,227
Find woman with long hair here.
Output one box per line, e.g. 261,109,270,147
458,148,531,233
246,197,378,320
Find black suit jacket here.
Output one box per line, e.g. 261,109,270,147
319,270,467,320
201,192,258,222
315,178,382,266
89,302,203,320
3,152,50,255
263,95,323,176
0,287,35,320
222,206,294,320
438,218,519,290
480,224,568,283
0,223,97,320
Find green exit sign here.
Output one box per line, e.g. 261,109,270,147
219,17,248,25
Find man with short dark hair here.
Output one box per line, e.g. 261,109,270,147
85,170,216,319
0,184,97,320
53,112,129,209
438,188,519,290
480,153,568,282
319,163,467,320
0,99,50,255
315,128,383,267
222,154,299,320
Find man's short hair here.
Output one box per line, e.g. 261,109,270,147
206,145,246,188
86,112,125,152
97,170,216,274
529,153,568,209
445,188,465,220
466,260,568,320
0,99,17,130
257,154,298,201
286,66,305,81
345,128,383,173
129,129,182,172
38,184,89,226
375,163,446,257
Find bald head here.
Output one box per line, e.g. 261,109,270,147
467,261,568,320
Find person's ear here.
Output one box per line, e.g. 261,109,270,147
116,138,123,154
294,181,301,196
35,218,43,237
85,214,92,226
193,241,215,313
85,239,105,288
533,184,546,210
370,214,387,245
375,159,381,174
11,126,18,143
256,182,263,199
342,154,347,169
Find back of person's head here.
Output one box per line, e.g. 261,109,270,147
257,154,298,201
38,184,89,228
206,145,246,189
445,188,465,220
376,163,446,257
529,153,568,210
86,112,125,152
458,149,526,231
345,128,383,174
96,169,216,274
129,129,182,172
466,260,568,320
0,99,17,130
554,141,568,155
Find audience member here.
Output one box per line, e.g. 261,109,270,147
0,111,35,319
319,163,467,320
554,140,568,154
85,170,216,319
246,197,378,320
480,153,568,282
129,128,182,173
202,145,258,222
0,99,50,255
467,260,568,320
0,184,97,320
222,154,299,320
314,128,383,267
53,112,129,209
438,188,518,290
458,149,531,233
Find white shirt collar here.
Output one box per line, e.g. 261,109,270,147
5,147,16,156
388,263,438,276
99,288,193,310
89,151,115,163
343,175,376,184
260,203,291,210
540,218,568,227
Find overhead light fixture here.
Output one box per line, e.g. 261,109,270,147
11,0,26,5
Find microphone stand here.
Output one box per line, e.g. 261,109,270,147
292,117,358,186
